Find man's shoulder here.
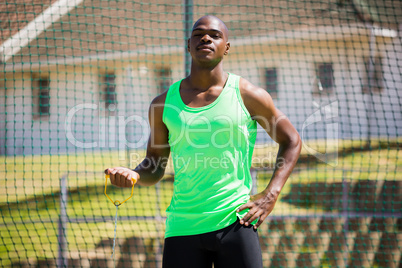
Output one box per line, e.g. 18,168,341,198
238,76,270,101
154,79,182,105
151,90,168,107
238,76,275,118
149,79,181,117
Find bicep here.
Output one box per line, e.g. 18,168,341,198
146,97,170,160
254,107,297,145
241,79,297,145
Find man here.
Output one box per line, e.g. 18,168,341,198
105,15,301,268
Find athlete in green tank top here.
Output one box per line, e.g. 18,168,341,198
162,72,257,237
105,15,301,268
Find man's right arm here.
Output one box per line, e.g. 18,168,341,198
104,92,170,187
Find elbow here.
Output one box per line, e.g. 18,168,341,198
154,166,166,181
149,162,168,184
283,131,302,156
292,132,302,160
294,131,302,155
151,166,167,185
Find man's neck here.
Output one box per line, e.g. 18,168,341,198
187,63,227,91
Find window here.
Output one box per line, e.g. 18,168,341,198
314,63,334,94
362,56,384,94
32,76,50,119
101,72,116,112
264,68,278,99
156,67,172,94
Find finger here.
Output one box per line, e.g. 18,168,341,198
240,211,251,224
106,167,119,176
246,211,263,226
116,173,126,187
254,213,268,229
121,173,131,188
237,202,253,213
110,171,120,186
113,169,124,185
111,167,123,175
132,172,139,183
121,171,129,180
124,175,134,188
114,174,122,187
243,210,259,226
110,173,116,185
240,207,257,225
124,171,134,182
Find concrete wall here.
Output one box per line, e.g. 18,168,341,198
1,34,401,155
0,58,183,154
226,35,402,143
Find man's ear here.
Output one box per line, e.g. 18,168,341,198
224,42,230,55
187,39,191,52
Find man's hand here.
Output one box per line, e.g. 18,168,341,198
237,190,278,229
104,167,139,188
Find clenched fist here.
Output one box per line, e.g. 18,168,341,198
104,167,140,188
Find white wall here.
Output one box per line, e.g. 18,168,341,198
1,34,401,155
225,36,402,142
0,61,180,155
0,80,5,155
3,72,33,155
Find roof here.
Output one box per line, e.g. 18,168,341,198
0,0,58,41
1,0,401,65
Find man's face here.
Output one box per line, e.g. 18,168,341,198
188,16,230,65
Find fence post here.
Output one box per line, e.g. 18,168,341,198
57,174,68,268
342,170,349,265
155,182,163,268
366,23,376,148
183,0,193,77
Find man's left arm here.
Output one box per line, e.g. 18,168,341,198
237,78,302,229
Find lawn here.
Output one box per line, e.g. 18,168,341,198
0,139,400,266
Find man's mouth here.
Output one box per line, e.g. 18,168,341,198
197,45,214,51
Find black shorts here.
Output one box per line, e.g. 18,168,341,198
162,220,263,268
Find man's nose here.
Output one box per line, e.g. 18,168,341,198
201,34,211,42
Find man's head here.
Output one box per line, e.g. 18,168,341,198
192,15,229,41
187,15,230,67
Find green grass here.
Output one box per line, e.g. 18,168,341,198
0,151,148,204
2,138,400,204
0,220,165,267
0,139,401,266
294,148,402,183
0,180,171,266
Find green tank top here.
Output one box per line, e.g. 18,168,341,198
162,73,257,238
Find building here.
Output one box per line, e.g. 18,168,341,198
1,0,401,155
